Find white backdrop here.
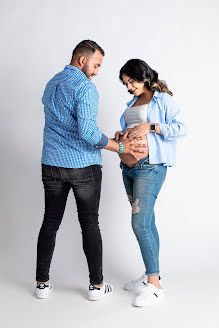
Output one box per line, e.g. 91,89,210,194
1,0,219,327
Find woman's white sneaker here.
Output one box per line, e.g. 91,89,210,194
124,274,148,293
88,282,113,301
35,282,53,299
133,283,165,307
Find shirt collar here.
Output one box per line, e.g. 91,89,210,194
127,96,138,106
153,91,160,101
127,91,160,106
64,65,88,80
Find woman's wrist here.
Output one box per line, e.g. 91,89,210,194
145,123,151,134
147,123,161,135
150,123,161,135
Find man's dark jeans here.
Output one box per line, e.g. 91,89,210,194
36,164,103,285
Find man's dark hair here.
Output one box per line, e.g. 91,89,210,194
72,40,105,59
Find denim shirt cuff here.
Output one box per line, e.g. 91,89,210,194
95,134,109,150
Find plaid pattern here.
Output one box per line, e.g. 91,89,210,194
41,65,108,168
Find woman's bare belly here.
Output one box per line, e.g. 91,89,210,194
119,131,149,166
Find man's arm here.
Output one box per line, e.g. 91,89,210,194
77,83,148,158
104,139,119,152
77,83,108,149
104,138,148,161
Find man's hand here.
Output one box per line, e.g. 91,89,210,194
120,138,148,161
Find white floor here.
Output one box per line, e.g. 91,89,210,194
2,272,219,328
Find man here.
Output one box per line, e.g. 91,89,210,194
35,40,146,300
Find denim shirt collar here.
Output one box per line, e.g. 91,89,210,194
64,65,88,80
126,90,160,106
121,91,161,130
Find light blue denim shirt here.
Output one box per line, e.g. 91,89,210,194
120,91,186,167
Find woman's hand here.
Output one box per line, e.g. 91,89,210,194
128,123,151,138
114,128,134,141
114,130,124,141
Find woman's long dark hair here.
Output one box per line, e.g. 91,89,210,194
119,59,173,96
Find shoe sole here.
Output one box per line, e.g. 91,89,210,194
36,294,50,299
133,296,165,307
88,296,103,301
35,287,53,299
123,286,147,293
88,290,113,301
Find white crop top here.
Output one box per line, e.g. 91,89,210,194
124,104,149,129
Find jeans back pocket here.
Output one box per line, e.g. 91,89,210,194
67,166,94,185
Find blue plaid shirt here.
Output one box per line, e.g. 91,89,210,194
41,65,109,168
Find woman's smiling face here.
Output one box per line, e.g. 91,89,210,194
122,74,146,96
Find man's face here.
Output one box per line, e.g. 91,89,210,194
82,49,103,80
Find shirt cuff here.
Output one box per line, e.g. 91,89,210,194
158,123,166,138
95,134,109,150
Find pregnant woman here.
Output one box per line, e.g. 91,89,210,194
115,59,186,307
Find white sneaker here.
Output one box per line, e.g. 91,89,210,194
124,274,148,293
133,283,165,307
88,282,113,301
35,282,53,299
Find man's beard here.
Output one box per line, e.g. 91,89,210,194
82,64,91,79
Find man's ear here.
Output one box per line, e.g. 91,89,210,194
78,56,87,68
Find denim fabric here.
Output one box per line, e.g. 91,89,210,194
36,164,103,284
120,91,187,166
121,157,167,276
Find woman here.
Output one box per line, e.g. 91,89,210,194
115,59,186,307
